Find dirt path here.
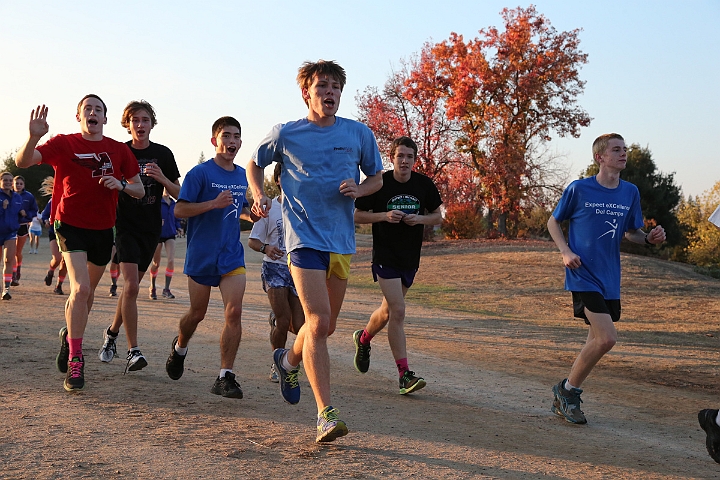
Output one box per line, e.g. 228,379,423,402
1,235,719,479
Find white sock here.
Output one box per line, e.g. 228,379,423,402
564,379,578,391
281,351,297,371
219,368,232,378
175,344,188,356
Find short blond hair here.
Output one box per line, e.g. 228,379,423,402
592,133,624,161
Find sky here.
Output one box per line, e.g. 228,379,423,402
1,1,718,198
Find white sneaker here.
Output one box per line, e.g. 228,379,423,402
125,349,148,373
98,328,118,362
269,363,279,383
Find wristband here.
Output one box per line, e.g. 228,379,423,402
644,233,652,245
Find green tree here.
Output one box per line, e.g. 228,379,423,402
676,183,720,266
582,143,682,251
1,151,54,211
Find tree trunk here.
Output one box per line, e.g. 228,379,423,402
498,212,507,237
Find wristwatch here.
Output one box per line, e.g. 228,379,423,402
260,244,267,253
120,179,127,191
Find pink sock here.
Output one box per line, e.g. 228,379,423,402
68,337,83,360
359,329,373,346
396,358,409,377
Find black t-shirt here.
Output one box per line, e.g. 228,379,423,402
355,170,442,270
115,141,181,235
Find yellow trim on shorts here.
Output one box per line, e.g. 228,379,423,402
327,253,351,280
222,266,246,277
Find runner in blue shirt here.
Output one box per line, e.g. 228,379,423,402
547,133,666,425
165,116,258,400
248,60,383,443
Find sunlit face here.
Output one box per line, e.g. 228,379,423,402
392,145,416,177
13,178,25,192
304,73,342,119
597,138,627,171
129,109,153,144
1,175,13,191
76,97,107,136
211,126,242,161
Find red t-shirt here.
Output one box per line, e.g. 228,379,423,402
37,133,140,230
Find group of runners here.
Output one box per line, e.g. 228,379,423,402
0,172,39,300
9,59,719,458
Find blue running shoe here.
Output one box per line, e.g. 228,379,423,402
316,406,348,443
273,348,300,404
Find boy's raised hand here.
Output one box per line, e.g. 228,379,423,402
29,105,49,139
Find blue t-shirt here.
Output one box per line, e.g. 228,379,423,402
552,176,644,299
252,117,383,254
179,159,250,276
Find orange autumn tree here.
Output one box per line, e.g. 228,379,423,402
356,44,476,209
432,6,591,235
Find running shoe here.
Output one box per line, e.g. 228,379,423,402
165,336,186,380
316,406,348,443
56,327,69,373
210,371,244,398
98,327,118,363
269,364,279,383
268,311,276,328
10,273,19,286
699,409,720,463
273,348,300,404
399,371,426,395
53,285,64,295
44,270,54,286
109,284,117,297
162,289,175,299
64,356,85,391
551,379,587,424
352,330,371,373
149,288,157,300
124,349,148,373
1,288,10,300
16,266,21,280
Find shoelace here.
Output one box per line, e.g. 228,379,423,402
320,407,340,423
124,351,143,375
401,371,416,386
358,342,371,360
68,359,83,379
285,368,301,388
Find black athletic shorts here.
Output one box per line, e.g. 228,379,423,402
54,221,114,266
158,236,176,243
17,224,29,237
572,291,621,325
114,229,160,272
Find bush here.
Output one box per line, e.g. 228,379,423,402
516,206,552,239
442,204,484,239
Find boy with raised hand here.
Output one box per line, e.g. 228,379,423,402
547,133,665,424
165,116,257,399
15,96,144,391
248,60,383,443
98,100,181,373
353,136,443,395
